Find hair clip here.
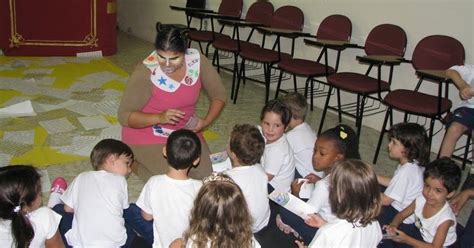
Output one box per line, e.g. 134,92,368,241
13,205,21,213
203,172,234,184
339,130,348,139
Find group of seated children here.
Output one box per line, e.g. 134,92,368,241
0,92,473,248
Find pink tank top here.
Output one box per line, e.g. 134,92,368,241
122,49,202,145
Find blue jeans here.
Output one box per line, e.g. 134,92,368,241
52,204,136,248
123,203,154,246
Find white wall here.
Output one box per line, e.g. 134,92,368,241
117,0,474,152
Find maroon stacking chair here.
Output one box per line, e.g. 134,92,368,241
187,0,243,56
212,1,274,100
318,24,407,137
233,5,305,104
275,14,352,110
373,35,465,164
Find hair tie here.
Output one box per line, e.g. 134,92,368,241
13,205,21,213
203,172,233,184
339,129,348,140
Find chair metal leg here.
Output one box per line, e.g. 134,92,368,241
293,74,298,92
356,96,366,138
336,89,342,123
230,53,238,100
233,58,246,104
310,78,314,111
428,118,435,150
275,70,284,99
373,107,391,164
462,132,472,170
264,63,270,103
318,86,333,135
213,49,220,73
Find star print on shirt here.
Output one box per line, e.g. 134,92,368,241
159,76,167,85
168,84,175,90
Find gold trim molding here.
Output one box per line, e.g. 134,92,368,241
9,0,98,48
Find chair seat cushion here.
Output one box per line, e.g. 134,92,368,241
384,89,452,117
240,47,287,63
328,72,390,94
279,58,335,76
188,31,228,42
212,38,259,53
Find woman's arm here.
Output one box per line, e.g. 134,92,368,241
446,69,473,100
197,54,226,132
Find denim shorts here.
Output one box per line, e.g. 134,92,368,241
446,107,474,130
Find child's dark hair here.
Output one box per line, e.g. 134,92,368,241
155,24,188,53
230,124,265,165
281,92,307,120
90,139,134,170
388,122,430,165
260,99,292,128
0,165,41,248
166,129,201,170
319,124,361,159
423,157,461,193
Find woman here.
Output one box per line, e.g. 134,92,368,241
118,25,226,180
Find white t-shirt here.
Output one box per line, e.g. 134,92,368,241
260,132,295,192
385,161,424,224
0,207,61,248
306,175,337,222
309,218,382,248
136,175,202,248
225,165,270,232
61,170,129,248
449,65,474,109
286,122,323,178
185,236,261,248
414,196,457,246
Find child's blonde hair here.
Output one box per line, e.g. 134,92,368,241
329,159,381,226
184,173,254,247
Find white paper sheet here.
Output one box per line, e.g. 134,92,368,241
269,191,316,219
93,99,120,116
3,130,35,145
210,151,232,172
24,68,54,75
66,101,100,116
100,125,122,140
78,115,111,130
39,117,76,134
0,100,36,118
38,169,51,193
297,179,315,199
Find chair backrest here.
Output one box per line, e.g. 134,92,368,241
411,35,465,70
364,24,407,57
271,5,304,31
218,0,243,17
186,0,206,9
245,1,274,27
316,14,352,42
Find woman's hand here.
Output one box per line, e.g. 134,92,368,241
192,117,209,133
158,109,185,125
450,188,474,215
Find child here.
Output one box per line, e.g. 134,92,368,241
279,124,361,244
259,99,296,193
281,92,322,180
383,158,462,248
55,139,134,247
439,65,474,158
225,124,270,234
170,173,261,248
124,129,203,247
297,159,382,247
0,165,64,248
377,123,430,229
